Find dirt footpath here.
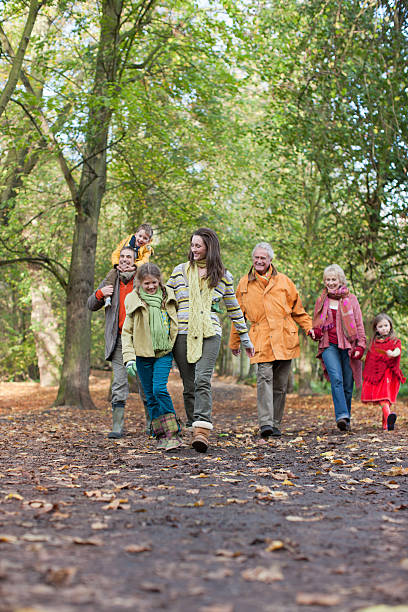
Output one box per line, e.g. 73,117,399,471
0,373,407,612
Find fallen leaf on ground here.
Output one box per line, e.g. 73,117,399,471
5,492,24,500
72,537,103,546
205,568,233,580
265,540,285,552
44,566,77,586
0,534,18,543
216,549,242,558
124,543,152,553
241,565,283,582
296,592,341,606
91,521,108,530
383,466,408,477
286,515,321,522
21,533,51,542
200,605,234,612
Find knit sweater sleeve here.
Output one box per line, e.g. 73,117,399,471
166,263,189,333
219,271,248,335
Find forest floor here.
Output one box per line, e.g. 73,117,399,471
0,371,408,612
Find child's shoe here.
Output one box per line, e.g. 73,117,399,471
163,437,182,452
387,412,397,431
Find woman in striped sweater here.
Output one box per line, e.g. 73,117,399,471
167,228,254,453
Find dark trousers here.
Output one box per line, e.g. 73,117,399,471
172,334,221,425
256,360,292,428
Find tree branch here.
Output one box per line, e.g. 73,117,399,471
0,0,43,118
0,24,80,209
0,256,68,290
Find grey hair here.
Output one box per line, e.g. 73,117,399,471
252,242,274,259
323,264,347,286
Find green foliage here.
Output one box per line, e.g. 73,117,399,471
0,268,37,380
1,0,407,392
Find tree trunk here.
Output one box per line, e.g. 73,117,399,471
237,347,249,381
55,214,98,407
297,334,313,394
30,267,61,386
55,0,124,408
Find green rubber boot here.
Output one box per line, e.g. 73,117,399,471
108,403,125,439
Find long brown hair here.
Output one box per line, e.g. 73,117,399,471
136,263,167,307
188,227,225,288
370,312,396,346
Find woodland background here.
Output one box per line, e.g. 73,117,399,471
0,0,407,407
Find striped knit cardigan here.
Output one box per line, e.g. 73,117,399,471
166,263,248,337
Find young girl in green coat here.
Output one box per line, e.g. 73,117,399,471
122,263,181,451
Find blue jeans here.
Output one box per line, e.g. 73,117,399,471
322,343,354,422
136,353,175,421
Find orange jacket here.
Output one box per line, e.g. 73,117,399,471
111,234,153,267
229,267,312,363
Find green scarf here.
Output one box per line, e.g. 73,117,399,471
186,261,215,363
139,288,173,353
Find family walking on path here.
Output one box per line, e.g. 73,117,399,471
88,226,405,452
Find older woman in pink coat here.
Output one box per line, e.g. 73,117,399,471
311,264,366,431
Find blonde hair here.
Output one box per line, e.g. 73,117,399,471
323,264,347,286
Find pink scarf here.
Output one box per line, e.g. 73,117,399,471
313,286,358,342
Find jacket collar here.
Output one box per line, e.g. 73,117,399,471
245,264,277,286
125,288,177,313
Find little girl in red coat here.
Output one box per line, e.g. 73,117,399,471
361,313,406,431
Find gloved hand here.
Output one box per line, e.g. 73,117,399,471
126,360,137,377
351,346,364,360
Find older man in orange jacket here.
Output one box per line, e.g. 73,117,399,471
230,242,314,439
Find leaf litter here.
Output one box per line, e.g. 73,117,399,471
0,372,408,610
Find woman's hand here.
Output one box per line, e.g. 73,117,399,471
351,346,364,359
245,346,255,358
308,328,322,341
